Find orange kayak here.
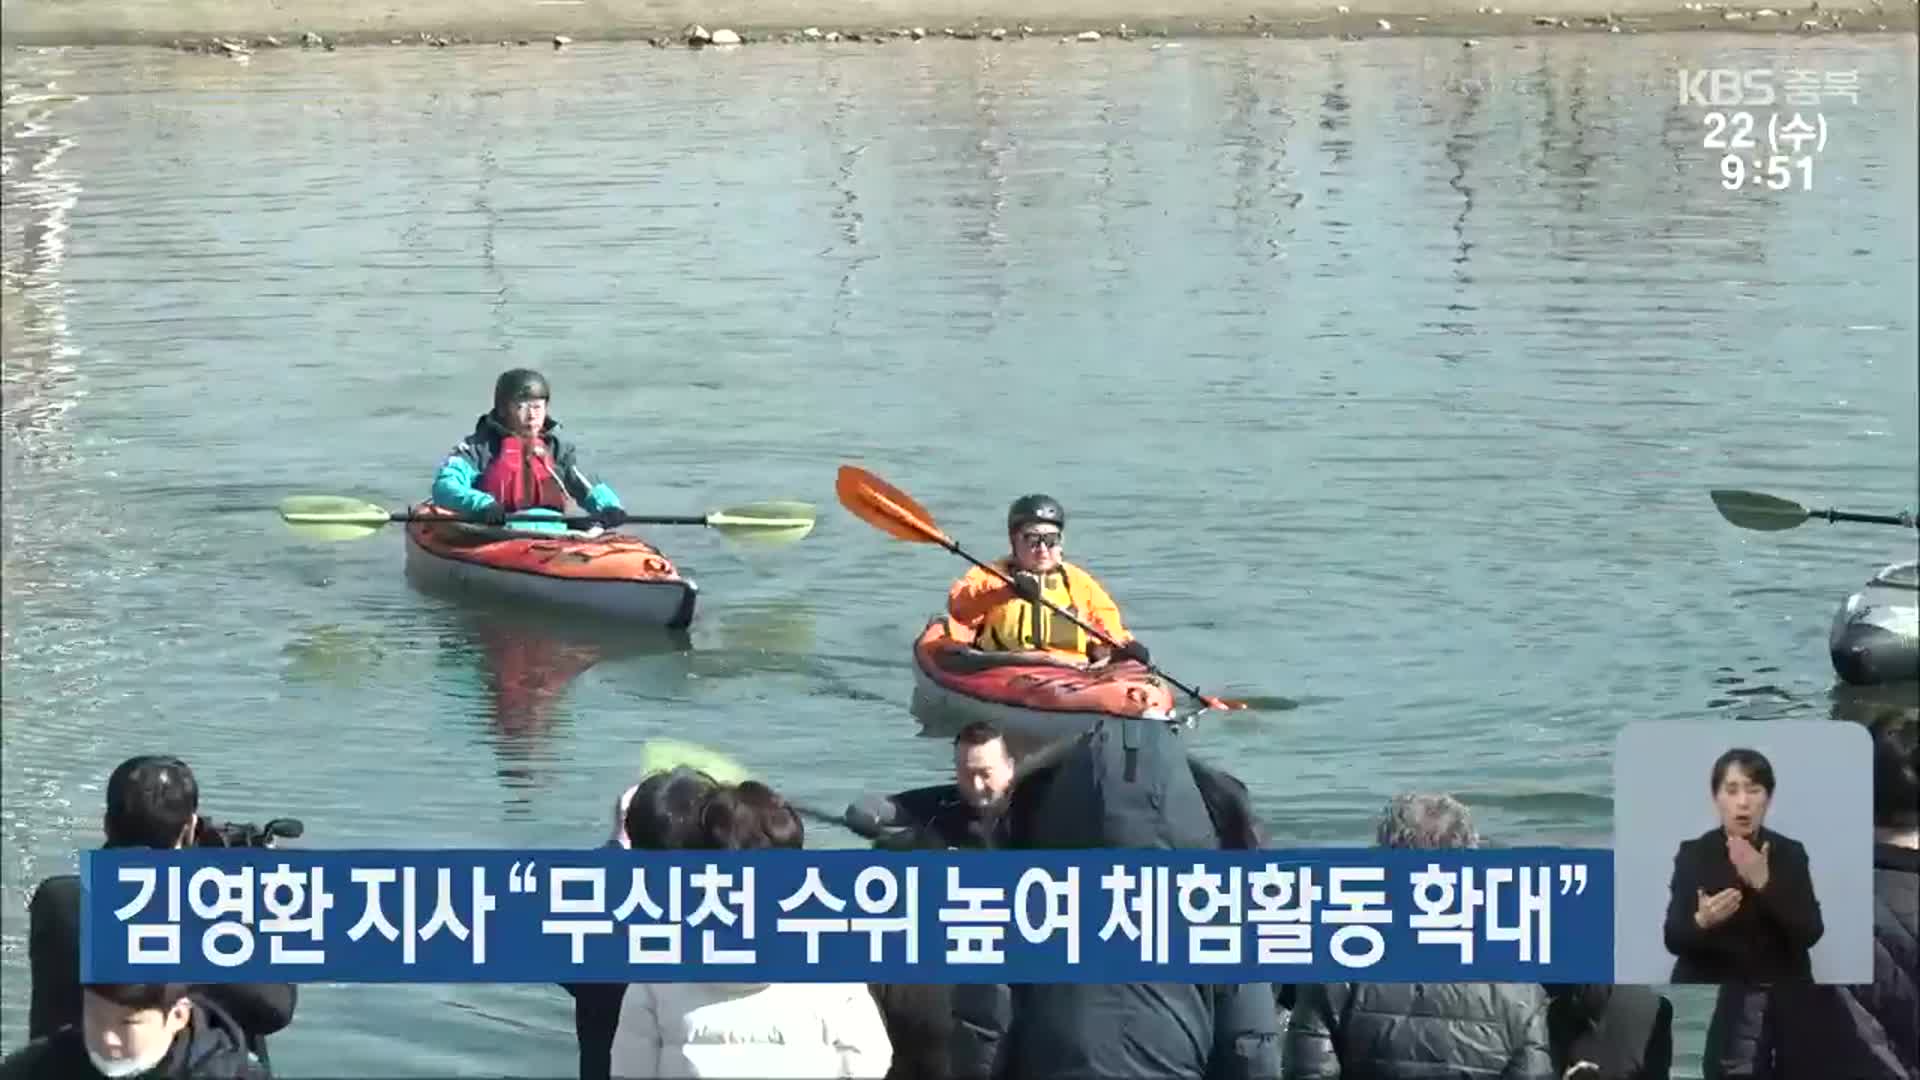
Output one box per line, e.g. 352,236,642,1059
909,617,1179,741
402,503,698,629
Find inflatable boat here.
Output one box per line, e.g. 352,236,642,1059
1830,559,1919,686
403,503,698,629
908,617,1182,742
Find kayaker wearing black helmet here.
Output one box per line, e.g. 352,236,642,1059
944,494,1150,667
430,368,628,530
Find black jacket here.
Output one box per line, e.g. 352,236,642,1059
948,719,1283,1080
28,874,296,1059
0,995,270,1079
1663,826,1824,984
1702,842,1919,1080
848,784,990,850
1283,981,1554,1079
1544,984,1674,1079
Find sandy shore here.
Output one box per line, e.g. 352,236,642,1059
2,0,1913,48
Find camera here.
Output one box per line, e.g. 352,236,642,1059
193,817,305,849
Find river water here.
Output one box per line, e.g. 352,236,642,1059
3,31,1916,1076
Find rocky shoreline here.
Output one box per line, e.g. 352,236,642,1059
3,0,1914,51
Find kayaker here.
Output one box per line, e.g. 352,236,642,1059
944,494,1150,668
431,368,629,530
843,721,1015,850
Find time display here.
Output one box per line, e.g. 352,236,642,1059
1721,154,1814,191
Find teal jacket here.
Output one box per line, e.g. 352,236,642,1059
432,412,622,518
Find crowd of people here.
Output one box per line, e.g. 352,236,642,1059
3,715,1915,1080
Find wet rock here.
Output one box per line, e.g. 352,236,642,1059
301,30,324,47
1021,24,1036,34
1117,22,1136,36
1532,13,1559,22
553,33,572,46
711,28,742,44
1077,28,1103,39
685,24,712,45
911,26,927,37
802,26,823,38
261,35,282,47
214,37,252,55
955,27,978,38
990,26,1008,38
1376,17,1393,27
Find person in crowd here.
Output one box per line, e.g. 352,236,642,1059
1543,983,1674,1079
431,367,627,530
1284,793,1554,1080
27,756,296,1065
943,494,1148,667
950,717,1282,1079
843,721,1016,850
1662,747,1825,984
1701,720,1918,1080
563,766,723,1080
0,982,268,1079
608,780,894,1079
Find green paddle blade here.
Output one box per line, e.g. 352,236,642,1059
1710,489,1812,531
277,496,397,542
706,501,817,546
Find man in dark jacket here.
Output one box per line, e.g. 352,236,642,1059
0,982,269,1079
948,717,1284,1080
28,757,296,1064
1544,984,1674,1079
1284,793,1554,1080
1702,720,1919,1080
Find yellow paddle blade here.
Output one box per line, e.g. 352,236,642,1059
277,496,398,542
706,501,817,547
636,738,751,784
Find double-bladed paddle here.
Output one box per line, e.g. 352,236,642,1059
833,463,1250,713
1710,489,1918,532
276,495,817,546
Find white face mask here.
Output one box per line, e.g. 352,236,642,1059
87,1041,168,1078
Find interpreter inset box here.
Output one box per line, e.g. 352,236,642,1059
1612,720,1871,985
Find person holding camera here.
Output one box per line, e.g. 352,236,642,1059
27,755,299,1065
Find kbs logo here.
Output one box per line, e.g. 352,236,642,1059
1678,69,1776,107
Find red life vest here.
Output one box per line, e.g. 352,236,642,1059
476,435,569,513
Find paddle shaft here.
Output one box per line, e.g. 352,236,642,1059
1806,508,1918,528
932,534,1217,707
392,509,711,529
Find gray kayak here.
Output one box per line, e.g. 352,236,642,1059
1830,559,1919,686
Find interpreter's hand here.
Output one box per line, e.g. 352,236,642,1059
478,502,511,526
1009,571,1043,604
1729,834,1771,891
1694,886,1743,930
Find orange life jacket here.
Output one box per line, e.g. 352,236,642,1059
476,435,569,513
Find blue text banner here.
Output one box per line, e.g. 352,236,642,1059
81,847,1613,984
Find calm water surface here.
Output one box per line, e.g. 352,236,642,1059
3,32,1917,1077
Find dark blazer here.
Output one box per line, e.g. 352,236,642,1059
1663,826,1825,984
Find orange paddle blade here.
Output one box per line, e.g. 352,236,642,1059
836,465,950,545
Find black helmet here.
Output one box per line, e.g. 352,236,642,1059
493,368,551,412
1007,494,1066,533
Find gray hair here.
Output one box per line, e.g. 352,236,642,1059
1375,793,1480,850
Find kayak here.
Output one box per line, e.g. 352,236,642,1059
402,503,698,629
908,617,1181,743
1829,559,1919,686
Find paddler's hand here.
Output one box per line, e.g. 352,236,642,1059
477,502,510,526
1009,571,1043,604
1113,639,1151,666
593,507,629,529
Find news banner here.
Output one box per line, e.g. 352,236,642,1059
81,848,1613,984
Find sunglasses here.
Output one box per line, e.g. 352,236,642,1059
1017,531,1063,548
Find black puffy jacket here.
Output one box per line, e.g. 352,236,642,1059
1704,842,1918,1080
0,995,270,1079
1283,981,1554,1079
948,718,1284,1080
